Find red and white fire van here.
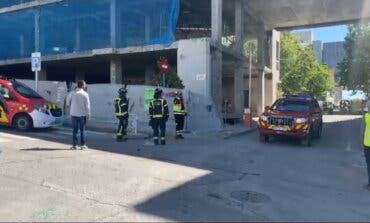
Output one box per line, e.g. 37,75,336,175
0,77,63,130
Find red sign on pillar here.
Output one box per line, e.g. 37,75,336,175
159,57,170,75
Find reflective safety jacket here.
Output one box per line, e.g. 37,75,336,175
173,97,186,115
149,98,169,119
364,113,370,147
114,96,129,118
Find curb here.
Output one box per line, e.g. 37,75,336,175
57,124,150,140
222,126,258,139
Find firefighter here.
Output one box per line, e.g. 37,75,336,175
114,87,129,142
149,88,169,145
173,91,187,139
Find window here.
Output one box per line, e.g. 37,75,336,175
272,100,310,112
0,84,11,99
12,81,42,99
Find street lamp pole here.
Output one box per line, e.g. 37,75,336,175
249,50,252,110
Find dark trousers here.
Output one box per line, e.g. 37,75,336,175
117,116,128,138
175,114,185,135
365,149,370,185
152,118,166,142
72,116,86,147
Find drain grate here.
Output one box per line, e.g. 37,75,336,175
230,190,271,203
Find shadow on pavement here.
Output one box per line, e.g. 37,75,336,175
20,148,72,151
0,115,366,221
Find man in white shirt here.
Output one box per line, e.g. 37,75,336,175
66,80,91,150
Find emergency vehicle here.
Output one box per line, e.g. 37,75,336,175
0,77,63,130
258,94,323,147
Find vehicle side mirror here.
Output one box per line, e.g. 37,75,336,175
265,106,271,111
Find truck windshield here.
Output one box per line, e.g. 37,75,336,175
12,81,42,99
273,100,310,112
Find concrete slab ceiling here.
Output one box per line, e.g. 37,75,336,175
245,0,370,30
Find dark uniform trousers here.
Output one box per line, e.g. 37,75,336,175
175,115,185,135
117,116,128,138
152,118,166,143
365,147,370,186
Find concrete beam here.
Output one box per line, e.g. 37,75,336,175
0,0,63,14
0,42,178,66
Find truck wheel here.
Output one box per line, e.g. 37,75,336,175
14,115,32,131
259,134,269,143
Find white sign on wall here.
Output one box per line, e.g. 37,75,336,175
196,74,206,81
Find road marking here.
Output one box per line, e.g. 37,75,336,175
0,132,38,141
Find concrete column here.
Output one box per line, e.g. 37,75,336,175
255,25,266,115
34,9,40,52
144,65,155,85
75,23,80,52
75,71,85,82
234,0,245,117
110,58,122,84
211,0,223,114
19,34,25,57
110,0,117,48
38,69,47,80
145,15,151,43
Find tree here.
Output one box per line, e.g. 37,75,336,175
280,33,332,98
148,67,184,89
338,25,370,94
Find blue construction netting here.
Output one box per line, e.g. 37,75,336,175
0,0,180,60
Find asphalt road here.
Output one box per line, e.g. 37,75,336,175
0,115,369,222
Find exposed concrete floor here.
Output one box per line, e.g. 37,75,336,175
0,115,369,222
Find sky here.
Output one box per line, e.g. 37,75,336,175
295,25,348,43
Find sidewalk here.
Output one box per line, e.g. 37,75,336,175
61,117,150,140
219,121,258,139
60,117,258,140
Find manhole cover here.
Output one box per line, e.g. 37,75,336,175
230,190,271,203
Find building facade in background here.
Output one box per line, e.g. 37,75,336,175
0,0,282,131
322,41,346,104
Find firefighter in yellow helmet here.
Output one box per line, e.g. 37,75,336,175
149,88,169,145
173,91,187,139
114,87,129,142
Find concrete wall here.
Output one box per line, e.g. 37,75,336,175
177,38,222,132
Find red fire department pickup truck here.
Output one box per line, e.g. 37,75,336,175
258,94,323,146
0,77,63,130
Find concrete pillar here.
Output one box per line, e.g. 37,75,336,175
110,0,117,48
144,65,155,85
75,71,85,82
19,34,25,57
234,0,245,117
38,69,47,80
145,15,151,43
211,0,223,114
255,25,266,115
110,58,122,84
75,23,80,52
34,9,40,52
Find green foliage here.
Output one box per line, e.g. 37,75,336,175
149,67,184,89
244,40,257,56
280,33,333,98
338,25,370,94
